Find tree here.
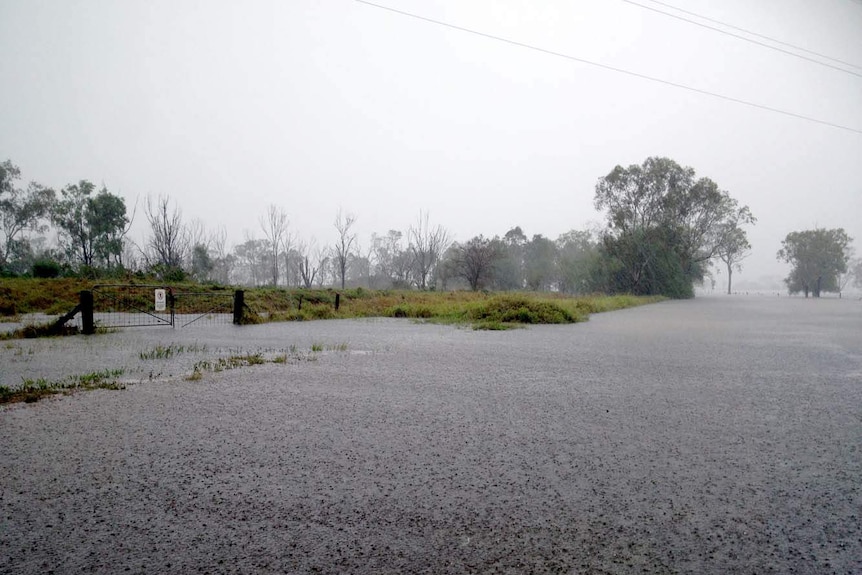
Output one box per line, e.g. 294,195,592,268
260,205,291,286
209,226,233,284
524,234,557,291
233,236,269,286
493,226,527,290
836,257,857,298
371,230,412,288
556,230,603,294
777,228,853,297
408,210,450,290
448,235,500,291
594,157,751,297
714,206,756,295
144,195,187,278
333,210,357,289
0,160,55,273
853,259,862,290
53,181,129,271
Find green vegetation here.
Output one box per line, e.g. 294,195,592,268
0,278,663,336
186,343,347,381
139,342,207,360
0,369,125,404
777,228,853,298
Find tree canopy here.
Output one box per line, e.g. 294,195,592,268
777,228,852,297
0,160,55,273
52,181,129,271
594,157,754,298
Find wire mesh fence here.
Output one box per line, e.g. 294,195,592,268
90,285,236,330
173,292,234,328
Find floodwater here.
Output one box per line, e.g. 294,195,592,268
2,296,861,573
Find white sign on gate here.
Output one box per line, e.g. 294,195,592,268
154,289,167,312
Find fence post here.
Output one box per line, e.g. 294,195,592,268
335,293,340,311
233,290,245,324
80,290,94,335
168,288,175,328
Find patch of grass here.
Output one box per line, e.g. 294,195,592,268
0,321,79,340
472,320,515,331
140,343,207,360
0,369,125,404
185,369,204,381
310,343,324,352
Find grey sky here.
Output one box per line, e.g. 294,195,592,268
1,0,860,290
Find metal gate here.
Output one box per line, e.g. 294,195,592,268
90,285,235,330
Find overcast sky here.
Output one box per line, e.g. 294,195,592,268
2,0,860,290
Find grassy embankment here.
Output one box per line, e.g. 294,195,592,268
1,279,663,403
0,278,664,334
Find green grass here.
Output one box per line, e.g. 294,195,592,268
139,343,207,360
0,369,125,404
185,343,351,381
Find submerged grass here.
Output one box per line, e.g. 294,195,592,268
0,369,125,404
186,343,348,381
140,343,207,360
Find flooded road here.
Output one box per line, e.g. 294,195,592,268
2,296,861,573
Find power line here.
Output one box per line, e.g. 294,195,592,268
354,0,862,135
620,0,862,78
636,0,862,72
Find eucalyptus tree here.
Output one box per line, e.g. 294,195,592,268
594,156,752,297
556,230,602,294
493,226,527,290
714,206,756,294
524,234,557,291
777,228,853,297
0,160,55,272
53,181,129,271
372,230,413,288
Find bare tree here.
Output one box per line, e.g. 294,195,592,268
449,235,500,291
260,205,290,286
408,210,450,290
297,239,316,288
144,195,187,275
333,210,357,289
209,225,232,284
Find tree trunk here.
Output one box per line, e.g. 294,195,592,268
726,261,732,295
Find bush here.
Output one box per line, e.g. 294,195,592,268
469,295,576,325
32,259,61,278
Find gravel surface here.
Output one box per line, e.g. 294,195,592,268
2,296,861,574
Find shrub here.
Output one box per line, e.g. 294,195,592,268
32,259,61,278
469,295,576,325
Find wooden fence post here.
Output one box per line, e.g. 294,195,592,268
80,290,94,335
233,290,245,325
